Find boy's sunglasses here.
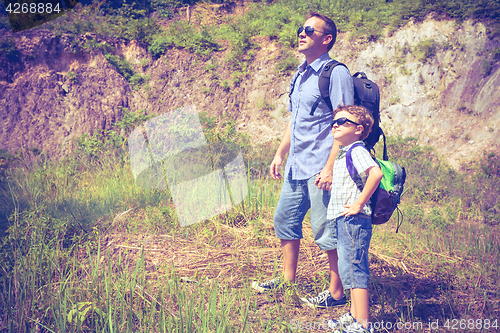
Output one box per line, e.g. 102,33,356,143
331,117,361,127
297,26,328,37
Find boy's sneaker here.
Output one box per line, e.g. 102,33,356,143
299,290,347,308
332,320,374,333
251,277,282,293
327,312,356,330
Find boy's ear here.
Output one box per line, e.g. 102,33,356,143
355,125,364,136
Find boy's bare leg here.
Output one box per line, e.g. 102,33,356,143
350,288,370,328
326,249,345,300
281,239,300,282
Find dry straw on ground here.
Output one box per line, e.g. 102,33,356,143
82,207,498,332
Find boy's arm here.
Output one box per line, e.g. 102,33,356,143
341,166,383,217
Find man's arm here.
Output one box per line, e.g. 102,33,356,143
341,166,383,216
316,66,354,190
315,139,340,190
270,120,291,180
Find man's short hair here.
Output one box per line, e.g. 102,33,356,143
307,12,337,51
334,105,374,140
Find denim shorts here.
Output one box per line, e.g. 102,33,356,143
273,172,337,251
336,214,372,289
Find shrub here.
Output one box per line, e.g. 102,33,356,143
123,17,161,47
148,34,171,59
189,26,220,58
481,60,492,77
414,39,437,63
0,12,9,30
104,53,148,89
149,22,219,59
0,36,19,62
105,54,135,81
68,18,95,35
275,50,299,74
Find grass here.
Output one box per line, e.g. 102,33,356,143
1,136,500,332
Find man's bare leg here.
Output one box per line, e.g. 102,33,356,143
281,239,300,282
327,249,345,300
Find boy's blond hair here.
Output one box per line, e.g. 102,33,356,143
334,105,374,140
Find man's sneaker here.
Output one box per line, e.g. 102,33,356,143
299,290,347,308
332,320,374,333
327,312,356,330
251,277,282,293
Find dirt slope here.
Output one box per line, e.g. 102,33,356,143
1,11,499,166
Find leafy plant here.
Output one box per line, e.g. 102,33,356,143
481,59,492,77
104,54,135,81
0,36,19,62
118,108,155,135
275,50,299,74
149,22,220,59
390,96,400,105
66,71,78,84
104,53,148,89
257,97,275,111
414,39,437,63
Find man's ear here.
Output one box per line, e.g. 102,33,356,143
323,34,333,46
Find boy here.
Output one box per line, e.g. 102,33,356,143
324,105,383,333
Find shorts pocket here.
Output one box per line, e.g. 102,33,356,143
348,216,372,264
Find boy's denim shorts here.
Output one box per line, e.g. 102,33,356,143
335,214,372,289
273,172,337,251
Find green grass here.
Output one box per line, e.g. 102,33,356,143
1,233,254,332
0,146,293,332
1,136,499,331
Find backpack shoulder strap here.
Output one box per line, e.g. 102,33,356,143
345,143,366,192
317,59,347,112
288,70,300,109
380,128,388,161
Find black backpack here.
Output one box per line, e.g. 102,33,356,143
289,59,387,159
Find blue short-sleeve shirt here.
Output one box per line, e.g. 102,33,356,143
285,53,354,180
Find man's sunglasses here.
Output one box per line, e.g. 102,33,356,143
331,117,361,127
297,26,328,37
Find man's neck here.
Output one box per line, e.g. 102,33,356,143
303,50,328,66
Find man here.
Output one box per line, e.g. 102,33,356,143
252,12,354,309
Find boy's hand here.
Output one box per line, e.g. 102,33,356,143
341,203,363,216
341,166,383,216
315,167,332,191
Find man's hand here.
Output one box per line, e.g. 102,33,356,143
315,167,332,191
270,155,284,180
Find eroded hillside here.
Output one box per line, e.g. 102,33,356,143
1,12,499,167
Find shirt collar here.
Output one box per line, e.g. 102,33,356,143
337,141,365,159
297,52,332,74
